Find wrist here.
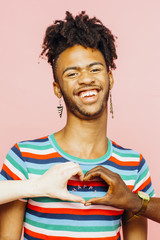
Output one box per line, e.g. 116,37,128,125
28,178,47,198
127,192,143,213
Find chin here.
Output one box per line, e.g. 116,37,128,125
71,105,107,120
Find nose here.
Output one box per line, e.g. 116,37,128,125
78,70,95,85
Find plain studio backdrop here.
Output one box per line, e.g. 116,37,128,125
0,0,160,238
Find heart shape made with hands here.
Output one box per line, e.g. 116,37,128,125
67,166,110,205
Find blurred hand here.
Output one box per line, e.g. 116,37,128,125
84,166,140,211
34,162,85,204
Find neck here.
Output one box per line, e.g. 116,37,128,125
54,108,109,159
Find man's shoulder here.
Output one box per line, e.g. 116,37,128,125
111,140,141,159
13,135,51,152
18,135,49,145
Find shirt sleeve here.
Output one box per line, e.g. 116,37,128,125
132,154,155,197
0,143,29,181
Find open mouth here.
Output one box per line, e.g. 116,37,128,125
78,89,99,98
75,88,101,104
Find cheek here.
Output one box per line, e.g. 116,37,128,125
62,79,77,93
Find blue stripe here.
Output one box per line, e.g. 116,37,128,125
23,157,66,164
112,143,131,150
20,138,49,143
25,212,120,226
0,170,14,180
113,146,139,156
24,233,41,240
8,149,26,168
26,208,121,221
105,160,138,171
19,140,50,146
67,185,108,192
26,162,55,169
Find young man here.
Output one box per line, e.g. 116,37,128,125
0,11,155,240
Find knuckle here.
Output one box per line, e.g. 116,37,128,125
113,173,121,181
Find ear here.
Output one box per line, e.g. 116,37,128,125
53,82,62,98
108,70,114,90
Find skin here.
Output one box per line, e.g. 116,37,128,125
84,166,160,223
0,162,85,205
0,45,147,239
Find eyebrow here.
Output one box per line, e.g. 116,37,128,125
62,62,104,75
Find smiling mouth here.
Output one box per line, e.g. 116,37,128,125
79,89,99,98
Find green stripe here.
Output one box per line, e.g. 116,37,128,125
31,197,75,203
30,197,99,203
49,134,112,164
6,155,28,178
120,174,136,181
27,168,47,175
19,143,52,150
113,149,140,158
135,167,148,183
149,189,155,197
25,217,120,232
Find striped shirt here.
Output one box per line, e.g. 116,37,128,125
0,133,155,240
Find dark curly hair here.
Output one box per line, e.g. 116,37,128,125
41,11,117,82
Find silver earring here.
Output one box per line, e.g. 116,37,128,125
110,91,114,119
57,98,63,118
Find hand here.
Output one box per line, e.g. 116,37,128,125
84,166,141,211
33,162,85,204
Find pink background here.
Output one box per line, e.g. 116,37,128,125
0,0,160,238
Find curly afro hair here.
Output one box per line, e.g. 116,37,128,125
41,11,117,82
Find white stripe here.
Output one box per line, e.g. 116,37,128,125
5,159,27,180
133,172,150,191
112,152,140,162
24,222,120,238
124,179,135,186
28,199,123,212
20,147,55,155
28,173,40,179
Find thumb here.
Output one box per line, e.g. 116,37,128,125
85,197,106,206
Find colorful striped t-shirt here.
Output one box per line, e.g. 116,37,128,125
0,134,155,240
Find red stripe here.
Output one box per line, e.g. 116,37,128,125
24,227,120,240
38,136,48,140
68,180,107,187
134,176,151,192
127,185,133,190
3,164,21,180
28,203,123,216
109,156,139,166
21,152,61,159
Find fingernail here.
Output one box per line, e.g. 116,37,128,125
85,202,91,206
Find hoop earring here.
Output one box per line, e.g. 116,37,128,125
109,91,114,119
57,98,63,118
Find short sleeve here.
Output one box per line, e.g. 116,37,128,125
132,154,155,197
0,143,29,181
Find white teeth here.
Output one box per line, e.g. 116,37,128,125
80,90,98,98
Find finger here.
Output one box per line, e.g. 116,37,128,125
85,197,106,206
67,165,84,181
84,170,111,185
76,168,84,181
63,192,85,204
84,166,115,178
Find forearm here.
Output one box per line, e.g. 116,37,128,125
0,179,44,204
0,162,85,205
136,197,160,223
126,193,160,223
123,214,147,240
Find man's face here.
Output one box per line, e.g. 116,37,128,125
54,45,112,119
